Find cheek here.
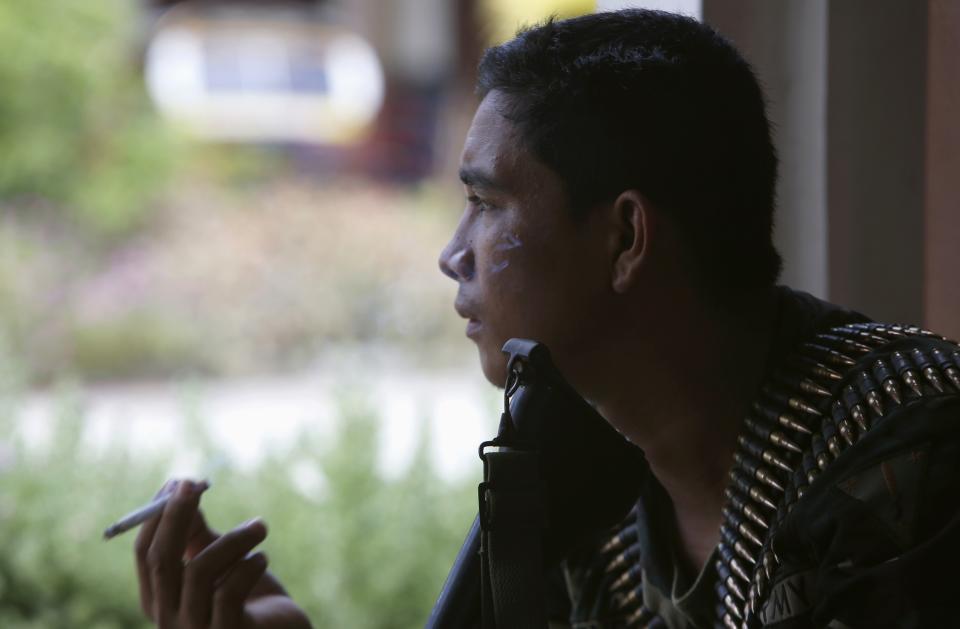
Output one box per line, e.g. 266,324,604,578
495,240,607,340
479,230,523,278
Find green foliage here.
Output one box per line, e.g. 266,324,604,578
0,381,478,628
0,1,177,237
67,314,212,382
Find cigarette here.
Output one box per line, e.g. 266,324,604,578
103,480,210,540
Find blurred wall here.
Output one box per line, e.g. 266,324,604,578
705,0,958,336
925,0,960,340
825,0,927,326
702,1,829,301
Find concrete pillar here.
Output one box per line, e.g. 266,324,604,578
703,0,829,300
924,0,960,340
825,0,928,324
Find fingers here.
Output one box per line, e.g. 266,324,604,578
181,518,268,628
210,552,269,629
185,509,220,561
135,479,178,620
148,479,209,625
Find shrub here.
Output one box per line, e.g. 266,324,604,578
0,382,478,628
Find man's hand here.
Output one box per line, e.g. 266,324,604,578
134,479,312,629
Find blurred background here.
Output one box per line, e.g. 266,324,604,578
0,0,956,627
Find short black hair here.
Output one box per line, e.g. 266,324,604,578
477,9,782,306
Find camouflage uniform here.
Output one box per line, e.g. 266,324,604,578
551,288,960,629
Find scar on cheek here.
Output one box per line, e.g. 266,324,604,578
493,232,523,252
489,260,510,274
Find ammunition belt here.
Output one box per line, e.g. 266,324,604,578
716,323,960,629
596,322,960,629
596,507,663,628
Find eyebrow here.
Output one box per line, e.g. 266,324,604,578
459,166,502,192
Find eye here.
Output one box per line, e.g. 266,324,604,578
467,195,492,213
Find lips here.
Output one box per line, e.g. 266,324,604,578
455,298,482,338
454,296,478,321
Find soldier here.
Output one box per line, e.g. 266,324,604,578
132,9,960,629
438,9,960,629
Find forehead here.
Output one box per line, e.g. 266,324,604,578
460,91,531,190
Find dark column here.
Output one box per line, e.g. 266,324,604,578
826,0,928,324
703,0,829,299
924,0,960,340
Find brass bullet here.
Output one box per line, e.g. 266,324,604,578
882,379,903,404
850,405,869,432
838,419,857,446
730,557,752,583
722,613,738,629
762,551,777,582
801,343,856,367
754,563,768,593
769,431,802,453
873,360,900,403
743,501,770,529
849,339,873,353
725,575,746,601
806,467,819,484
616,587,640,610
724,593,743,620
808,360,843,381
827,435,843,458
734,540,757,565
945,367,960,392
842,386,870,431
748,486,778,512
816,333,871,354
761,449,793,474
739,521,764,547
748,583,759,617
865,390,885,417
610,569,634,592
600,525,637,554
922,366,946,393
739,434,790,473
902,371,924,397
604,543,640,574
799,378,832,398
601,534,623,555
864,332,891,345
726,506,762,546
832,349,856,367
874,325,907,338
787,396,822,417
797,484,807,499
816,451,831,471
755,467,785,493
777,412,812,435
626,605,653,627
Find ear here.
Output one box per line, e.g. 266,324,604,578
609,190,653,294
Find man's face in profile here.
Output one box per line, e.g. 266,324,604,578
438,91,614,388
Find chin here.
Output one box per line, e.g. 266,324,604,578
477,342,509,389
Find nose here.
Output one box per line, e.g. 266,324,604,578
438,236,475,282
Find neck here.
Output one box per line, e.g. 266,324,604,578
590,289,778,568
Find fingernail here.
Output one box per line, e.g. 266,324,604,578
243,517,267,534
177,480,195,497
250,551,268,567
